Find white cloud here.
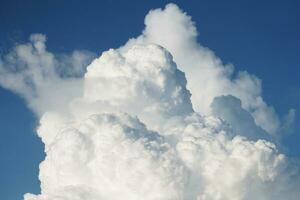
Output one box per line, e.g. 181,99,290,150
0,34,95,115
72,44,193,131
23,43,299,200
34,113,184,200
121,3,294,135
0,3,299,200
210,95,270,141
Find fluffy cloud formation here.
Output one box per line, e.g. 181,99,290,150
0,3,299,200
32,113,184,200
25,44,300,199
72,44,193,131
0,34,95,115
122,3,294,136
210,95,270,141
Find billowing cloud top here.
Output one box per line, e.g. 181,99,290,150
0,3,299,200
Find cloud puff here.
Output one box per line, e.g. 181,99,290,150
0,34,95,115
0,3,299,200
71,44,193,131
176,114,289,200
210,95,270,141
22,44,299,200
122,3,294,135
32,113,184,200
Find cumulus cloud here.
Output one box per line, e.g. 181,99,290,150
0,3,299,200
0,34,95,115
122,3,294,136
71,44,193,131
210,95,270,141
34,113,184,200
25,44,300,200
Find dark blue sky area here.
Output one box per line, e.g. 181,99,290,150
0,0,299,199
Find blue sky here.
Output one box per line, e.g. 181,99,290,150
0,0,299,199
